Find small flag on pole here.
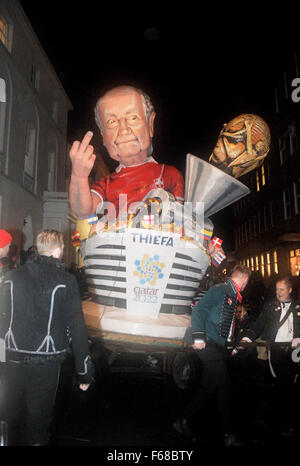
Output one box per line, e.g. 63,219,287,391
199,227,213,241
212,250,226,267
211,236,223,248
142,214,154,227
87,214,98,225
71,230,81,247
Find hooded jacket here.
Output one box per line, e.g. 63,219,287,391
0,254,93,384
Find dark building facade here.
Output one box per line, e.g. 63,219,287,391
233,49,300,284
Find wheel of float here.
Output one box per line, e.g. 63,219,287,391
171,351,202,391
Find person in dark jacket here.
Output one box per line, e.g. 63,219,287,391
0,229,94,445
173,264,251,447
238,275,300,436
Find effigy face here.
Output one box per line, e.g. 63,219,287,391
209,114,271,178
98,87,155,165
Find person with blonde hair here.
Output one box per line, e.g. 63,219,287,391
0,229,94,445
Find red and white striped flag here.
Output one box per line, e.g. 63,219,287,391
212,250,226,267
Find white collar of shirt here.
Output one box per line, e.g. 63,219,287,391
115,156,157,173
275,301,293,342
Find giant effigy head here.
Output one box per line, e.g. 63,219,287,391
94,86,156,166
209,114,271,178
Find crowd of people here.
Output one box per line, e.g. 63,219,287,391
1,237,300,446
173,268,300,446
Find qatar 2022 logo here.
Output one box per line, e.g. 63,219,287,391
134,254,165,286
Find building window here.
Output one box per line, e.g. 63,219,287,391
248,218,253,240
264,205,269,231
252,214,257,237
283,187,292,220
30,64,40,91
290,249,300,276
257,211,262,234
289,123,297,155
273,250,278,274
244,222,248,243
279,130,292,165
261,164,266,186
256,170,260,192
269,201,275,228
52,101,59,123
47,152,56,191
279,136,287,165
250,257,254,272
293,178,300,215
0,14,12,52
0,77,6,156
260,254,265,277
0,15,8,48
255,256,259,272
266,252,271,277
23,122,36,191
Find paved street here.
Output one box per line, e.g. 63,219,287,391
48,349,300,458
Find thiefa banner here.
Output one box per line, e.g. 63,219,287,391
125,228,180,318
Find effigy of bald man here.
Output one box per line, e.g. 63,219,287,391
69,86,184,221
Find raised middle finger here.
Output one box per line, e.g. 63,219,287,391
79,131,94,152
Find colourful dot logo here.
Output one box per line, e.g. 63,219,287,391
134,254,165,286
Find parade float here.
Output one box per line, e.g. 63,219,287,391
75,113,271,383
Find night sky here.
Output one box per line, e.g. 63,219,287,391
18,1,300,249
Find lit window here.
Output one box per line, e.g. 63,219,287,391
250,257,254,271
261,164,266,186
255,256,259,271
266,252,271,277
290,249,300,276
260,254,265,277
273,250,278,274
0,15,8,48
256,170,260,192
0,14,12,52
246,258,250,269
